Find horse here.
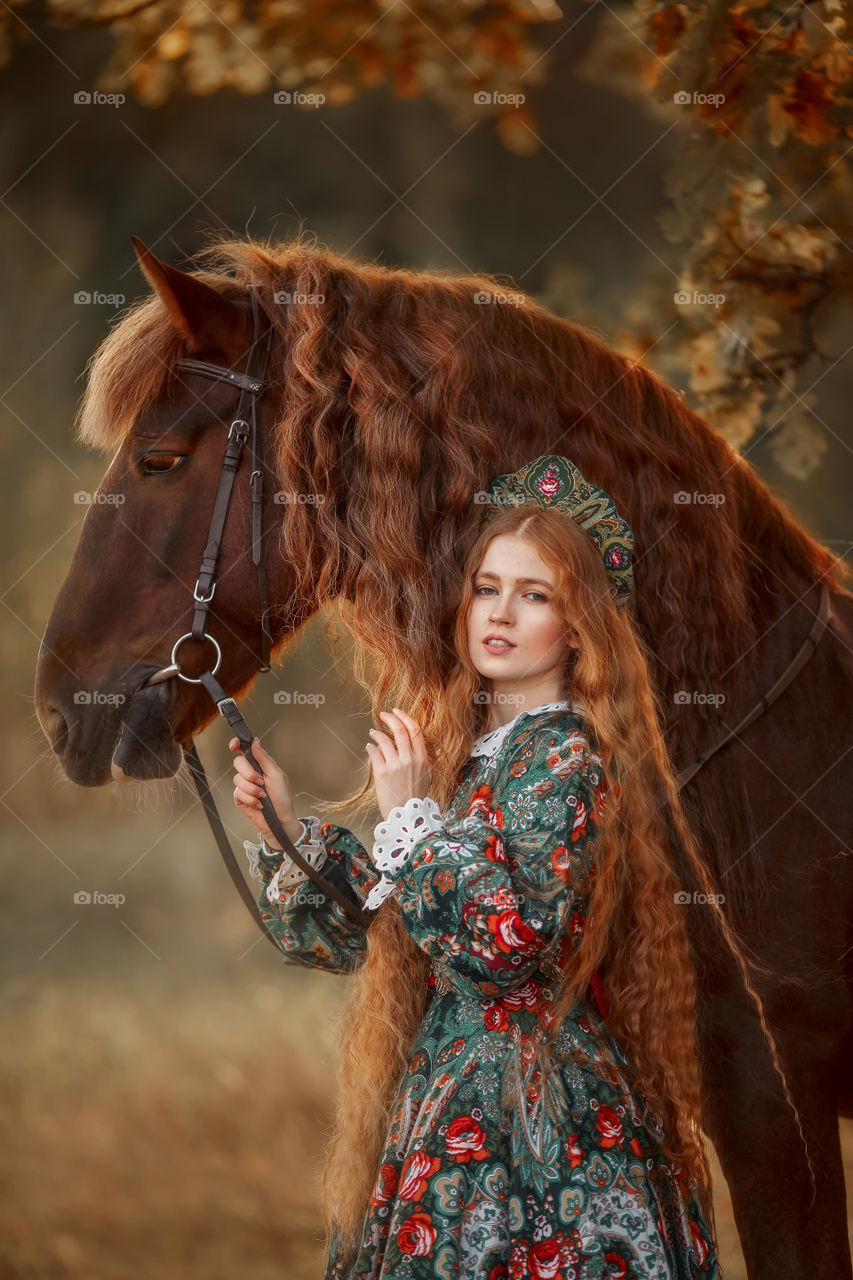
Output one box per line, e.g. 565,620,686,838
34,232,853,1279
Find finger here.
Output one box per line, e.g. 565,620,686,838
378,710,412,751
373,720,412,759
233,755,265,786
249,737,275,763
391,707,422,738
234,773,265,797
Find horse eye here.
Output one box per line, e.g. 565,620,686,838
142,455,184,475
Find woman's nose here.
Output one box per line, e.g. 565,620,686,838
489,600,514,623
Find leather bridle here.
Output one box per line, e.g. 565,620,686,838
140,284,835,954
143,287,375,946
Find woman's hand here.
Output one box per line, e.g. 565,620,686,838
366,708,432,822
229,736,300,850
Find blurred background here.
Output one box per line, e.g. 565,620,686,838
2,0,851,1275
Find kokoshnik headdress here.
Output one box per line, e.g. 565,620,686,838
478,454,635,612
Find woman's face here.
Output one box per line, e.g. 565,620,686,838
466,534,576,691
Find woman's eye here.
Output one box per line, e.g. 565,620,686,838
141,455,184,475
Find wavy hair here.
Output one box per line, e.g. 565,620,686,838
320,505,813,1263
72,232,845,1261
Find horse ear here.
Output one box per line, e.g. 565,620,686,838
129,235,248,355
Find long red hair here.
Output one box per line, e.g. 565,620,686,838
320,505,809,1263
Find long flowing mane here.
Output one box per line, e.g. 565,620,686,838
75,231,850,942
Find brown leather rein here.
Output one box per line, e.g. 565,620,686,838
141,285,835,954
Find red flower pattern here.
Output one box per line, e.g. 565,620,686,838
596,1106,624,1148
396,1210,436,1256
398,1150,442,1201
445,1115,490,1163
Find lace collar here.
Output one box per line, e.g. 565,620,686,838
469,699,585,763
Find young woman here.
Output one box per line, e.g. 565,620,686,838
230,456,786,1279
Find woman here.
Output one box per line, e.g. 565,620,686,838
231,456,787,1279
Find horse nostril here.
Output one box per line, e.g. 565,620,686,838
45,705,68,755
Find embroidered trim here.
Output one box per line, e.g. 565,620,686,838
242,814,329,905
469,700,586,764
372,795,445,872
364,874,398,911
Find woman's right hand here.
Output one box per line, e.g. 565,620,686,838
230,736,298,850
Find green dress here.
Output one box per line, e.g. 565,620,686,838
243,701,720,1280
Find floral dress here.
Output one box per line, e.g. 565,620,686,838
243,701,720,1280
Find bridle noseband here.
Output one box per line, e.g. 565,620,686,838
143,287,375,944
139,285,835,954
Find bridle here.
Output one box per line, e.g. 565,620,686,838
140,285,835,954
143,287,376,947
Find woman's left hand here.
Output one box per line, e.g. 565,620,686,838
367,707,432,821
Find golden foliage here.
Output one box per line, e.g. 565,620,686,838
573,0,853,476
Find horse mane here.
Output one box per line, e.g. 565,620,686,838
75,230,851,943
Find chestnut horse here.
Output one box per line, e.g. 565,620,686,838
35,234,853,1279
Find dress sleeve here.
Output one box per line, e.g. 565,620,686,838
243,815,378,973
370,723,606,999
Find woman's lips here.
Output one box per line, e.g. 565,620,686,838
482,638,516,654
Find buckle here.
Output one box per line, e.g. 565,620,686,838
193,578,216,603
228,419,250,442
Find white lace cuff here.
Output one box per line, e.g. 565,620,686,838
372,795,445,872
364,874,399,912
242,814,328,905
